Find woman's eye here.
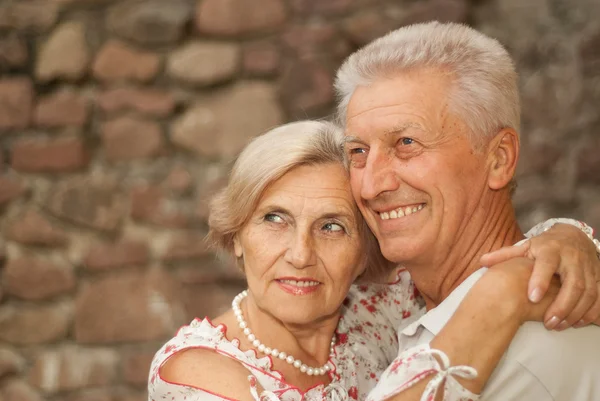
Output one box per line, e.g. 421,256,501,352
400,137,414,145
265,213,284,223
323,222,344,233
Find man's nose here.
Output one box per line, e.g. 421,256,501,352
284,230,317,269
360,147,399,200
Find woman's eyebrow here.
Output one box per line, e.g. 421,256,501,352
318,211,354,221
257,204,290,214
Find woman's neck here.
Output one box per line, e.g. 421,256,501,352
217,293,340,390
244,293,339,366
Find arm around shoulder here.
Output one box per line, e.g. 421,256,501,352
160,348,259,401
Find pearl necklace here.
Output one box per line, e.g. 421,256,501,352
232,290,336,376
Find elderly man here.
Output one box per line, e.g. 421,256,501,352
335,22,600,400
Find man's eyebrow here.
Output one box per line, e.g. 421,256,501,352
384,122,424,135
344,135,365,144
344,123,425,144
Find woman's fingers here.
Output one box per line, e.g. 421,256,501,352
480,242,531,267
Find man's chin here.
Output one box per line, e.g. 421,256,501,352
378,236,426,264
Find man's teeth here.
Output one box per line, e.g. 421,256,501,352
279,279,320,287
380,204,425,220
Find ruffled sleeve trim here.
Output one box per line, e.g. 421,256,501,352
366,344,479,401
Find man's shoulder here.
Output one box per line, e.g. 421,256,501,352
508,321,600,365
494,323,600,400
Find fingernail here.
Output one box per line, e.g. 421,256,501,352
545,316,560,330
529,288,542,303
574,319,586,328
556,320,569,331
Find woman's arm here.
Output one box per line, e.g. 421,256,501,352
367,258,555,401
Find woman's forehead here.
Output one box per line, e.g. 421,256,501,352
258,164,356,213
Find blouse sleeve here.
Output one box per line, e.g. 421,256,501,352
365,345,479,401
524,218,599,253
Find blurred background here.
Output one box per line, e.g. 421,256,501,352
0,0,599,400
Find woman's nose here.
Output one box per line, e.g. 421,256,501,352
283,231,317,269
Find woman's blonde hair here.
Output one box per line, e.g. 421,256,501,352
207,120,392,281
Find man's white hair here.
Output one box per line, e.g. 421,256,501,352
335,21,520,142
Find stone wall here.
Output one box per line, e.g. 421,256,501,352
0,0,598,400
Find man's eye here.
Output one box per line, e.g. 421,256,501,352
347,147,368,169
265,214,284,223
400,137,414,145
349,147,367,155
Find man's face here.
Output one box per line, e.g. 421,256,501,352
344,69,491,264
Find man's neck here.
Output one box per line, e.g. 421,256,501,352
407,199,524,310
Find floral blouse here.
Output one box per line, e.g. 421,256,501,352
148,218,599,401
148,274,421,401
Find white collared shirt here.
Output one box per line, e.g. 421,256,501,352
399,268,600,400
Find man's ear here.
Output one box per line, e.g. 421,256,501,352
233,235,243,258
487,128,520,190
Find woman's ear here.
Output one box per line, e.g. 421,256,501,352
487,128,520,190
233,235,243,258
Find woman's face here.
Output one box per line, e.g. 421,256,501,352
234,162,365,326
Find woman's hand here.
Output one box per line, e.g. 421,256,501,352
481,223,600,330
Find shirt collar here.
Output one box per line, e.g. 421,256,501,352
401,268,489,337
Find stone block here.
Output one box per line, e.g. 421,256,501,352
29,346,118,393
74,270,184,343
170,82,283,157
97,87,175,117
5,210,68,246
35,21,89,81
3,256,75,301
195,0,286,36
100,116,164,162
0,77,33,130
0,302,72,345
45,177,125,233
107,0,191,46
92,40,160,83
167,42,240,86
34,89,89,128
11,137,89,173
0,34,28,70
83,240,149,271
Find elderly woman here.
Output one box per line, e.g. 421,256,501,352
148,121,599,401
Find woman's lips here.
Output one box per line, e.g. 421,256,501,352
275,279,321,295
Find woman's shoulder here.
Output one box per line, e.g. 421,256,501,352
148,318,254,400
148,317,297,401
159,345,258,401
